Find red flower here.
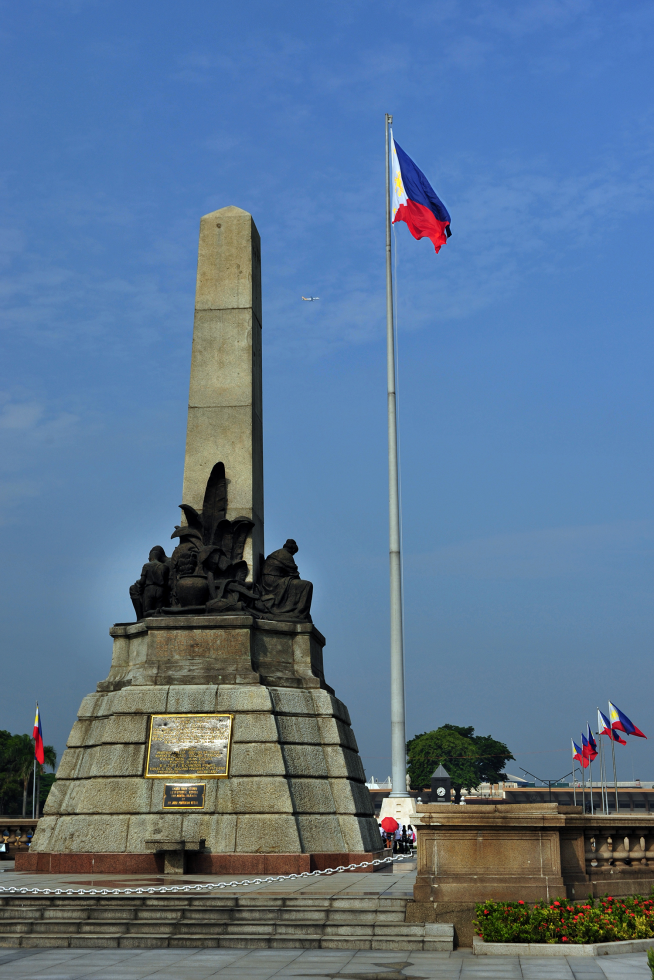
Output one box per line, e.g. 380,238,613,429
553,901,560,906
518,900,524,905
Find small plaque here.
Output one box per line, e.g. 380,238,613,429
145,713,233,778
162,782,206,809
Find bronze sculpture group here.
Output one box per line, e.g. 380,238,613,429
130,462,312,623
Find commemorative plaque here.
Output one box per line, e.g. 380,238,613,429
162,782,206,809
145,713,233,778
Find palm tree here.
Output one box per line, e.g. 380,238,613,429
6,735,56,816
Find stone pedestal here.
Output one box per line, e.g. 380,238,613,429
19,617,382,874
379,796,419,831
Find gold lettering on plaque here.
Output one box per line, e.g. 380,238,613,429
163,783,206,808
145,714,233,778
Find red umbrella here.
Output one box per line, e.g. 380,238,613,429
380,817,399,833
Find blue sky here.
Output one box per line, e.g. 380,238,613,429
2,0,654,787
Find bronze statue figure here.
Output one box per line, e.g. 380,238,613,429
259,539,313,623
129,546,170,619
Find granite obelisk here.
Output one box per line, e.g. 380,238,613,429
183,206,264,578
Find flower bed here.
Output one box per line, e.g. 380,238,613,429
475,896,654,945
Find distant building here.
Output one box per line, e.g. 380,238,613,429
461,778,654,813
365,777,421,816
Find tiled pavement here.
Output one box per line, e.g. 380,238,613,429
0,946,649,980
0,865,650,978
0,864,413,898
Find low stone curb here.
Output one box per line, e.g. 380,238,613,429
473,934,654,956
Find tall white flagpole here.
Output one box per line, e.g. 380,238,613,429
597,710,609,814
385,113,408,801
587,724,594,816
598,723,608,814
610,731,619,813
31,701,37,820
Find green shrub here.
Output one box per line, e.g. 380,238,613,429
474,896,654,945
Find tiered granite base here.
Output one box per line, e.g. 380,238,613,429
18,615,382,873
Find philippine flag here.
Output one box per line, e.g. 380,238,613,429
608,701,647,739
598,708,627,745
33,704,44,765
391,136,451,253
581,732,597,763
572,739,589,768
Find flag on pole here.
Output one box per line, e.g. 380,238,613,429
608,701,647,738
581,732,596,762
586,722,599,762
32,704,44,765
572,739,589,768
391,136,451,253
598,708,627,744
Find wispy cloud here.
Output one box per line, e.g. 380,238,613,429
0,394,79,444
3,1,653,367
0,187,194,352
260,126,654,359
0,394,81,521
470,0,593,38
411,520,654,580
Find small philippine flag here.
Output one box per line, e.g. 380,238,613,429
391,135,451,253
33,704,44,765
598,708,627,745
572,738,589,768
581,732,596,763
608,701,647,739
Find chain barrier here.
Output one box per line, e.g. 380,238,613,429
0,853,411,898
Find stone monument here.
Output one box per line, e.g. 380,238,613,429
19,206,382,875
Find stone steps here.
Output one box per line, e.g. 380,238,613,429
0,894,452,950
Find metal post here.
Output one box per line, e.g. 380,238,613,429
598,732,609,813
572,762,576,807
610,735,619,814
581,759,586,813
31,758,36,820
589,757,594,815
385,112,408,800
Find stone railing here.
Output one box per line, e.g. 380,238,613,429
0,820,39,860
585,824,654,871
415,803,654,906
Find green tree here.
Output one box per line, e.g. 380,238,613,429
0,731,21,815
6,734,57,816
407,724,514,803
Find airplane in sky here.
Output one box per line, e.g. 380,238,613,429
301,296,320,301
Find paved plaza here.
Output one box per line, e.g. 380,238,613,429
0,946,649,980
0,861,413,897
0,866,650,977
